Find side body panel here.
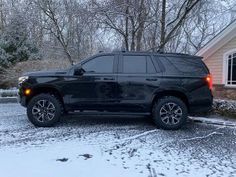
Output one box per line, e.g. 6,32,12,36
62,73,118,111
116,73,162,112
181,77,213,114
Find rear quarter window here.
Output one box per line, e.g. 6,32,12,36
166,56,208,75
154,56,177,74
156,56,208,76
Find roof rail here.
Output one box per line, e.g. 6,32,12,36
112,49,126,53
164,52,190,56
121,48,126,52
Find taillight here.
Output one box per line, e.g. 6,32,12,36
206,74,213,90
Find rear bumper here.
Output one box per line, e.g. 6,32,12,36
189,96,213,115
189,104,212,115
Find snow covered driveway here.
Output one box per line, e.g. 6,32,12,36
0,103,236,177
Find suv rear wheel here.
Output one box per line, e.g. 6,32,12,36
27,94,62,127
152,96,187,130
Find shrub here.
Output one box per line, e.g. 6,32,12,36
0,59,70,89
0,12,40,68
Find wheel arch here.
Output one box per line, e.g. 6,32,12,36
25,85,64,108
151,90,189,112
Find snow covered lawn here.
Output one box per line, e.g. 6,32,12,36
0,103,236,177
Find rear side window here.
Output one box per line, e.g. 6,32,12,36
147,56,157,73
122,55,158,74
123,55,146,73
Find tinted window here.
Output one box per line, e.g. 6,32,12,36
166,56,208,75
82,55,114,73
147,56,157,73
156,56,177,74
123,55,146,73
156,56,208,76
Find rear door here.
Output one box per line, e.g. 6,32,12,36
117,54,162,112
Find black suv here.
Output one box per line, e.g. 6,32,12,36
18,51,213,130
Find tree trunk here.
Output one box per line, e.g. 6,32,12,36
136,0,146,51
125,1,129,51
0,0,4,32
63,46,74,65
130,17,135,51
159,0,166,53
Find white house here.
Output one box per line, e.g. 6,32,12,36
196,20,236,99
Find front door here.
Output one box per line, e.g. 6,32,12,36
67,54,118,111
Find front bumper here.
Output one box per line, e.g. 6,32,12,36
18,89,27,107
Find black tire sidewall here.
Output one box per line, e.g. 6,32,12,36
152,96,187,130
27,94,62,127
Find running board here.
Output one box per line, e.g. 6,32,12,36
68,111,151,116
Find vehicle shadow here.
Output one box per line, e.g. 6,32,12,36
58,114,193,130
59,114,155,128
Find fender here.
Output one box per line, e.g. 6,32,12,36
151,86,190,108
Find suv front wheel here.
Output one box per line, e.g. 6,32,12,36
152,96,187,130
27,94,62,127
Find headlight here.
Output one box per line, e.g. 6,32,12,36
18,76,29,84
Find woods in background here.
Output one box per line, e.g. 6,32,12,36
0,0,235,87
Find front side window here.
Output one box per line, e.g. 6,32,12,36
82,55,114,73
227,53,236,85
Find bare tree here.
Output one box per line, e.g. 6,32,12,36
93,0,150,51
35,0,74,65
0,0,235,60
157,0,202,52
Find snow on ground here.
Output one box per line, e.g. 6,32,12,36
189,116,236,127
0,103,236,177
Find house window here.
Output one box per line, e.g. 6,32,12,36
227,53,236,85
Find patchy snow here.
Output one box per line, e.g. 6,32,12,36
190,116,236,127
0,103,236,177
213,99,236,115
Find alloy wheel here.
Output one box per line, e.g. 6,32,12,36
159,102,183,125
32,99,56,123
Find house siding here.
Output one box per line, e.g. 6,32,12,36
204,36,236,85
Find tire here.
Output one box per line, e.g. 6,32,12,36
152,96,187,130
27,93,62,127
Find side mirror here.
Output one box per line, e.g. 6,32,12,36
74,67,85,76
